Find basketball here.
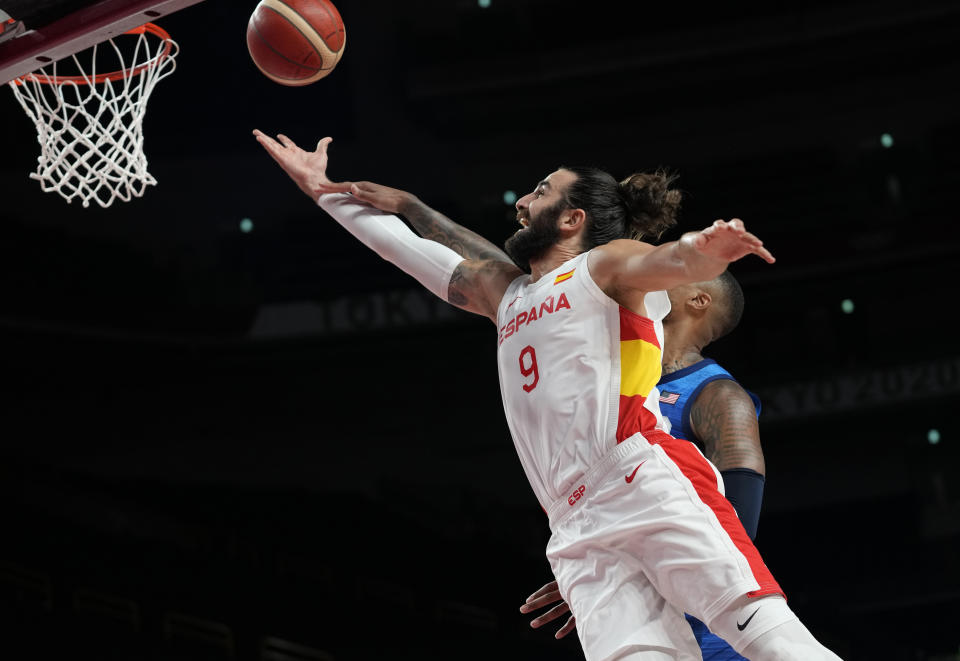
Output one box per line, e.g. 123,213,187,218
246,0,345,86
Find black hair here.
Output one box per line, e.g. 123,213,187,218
711,270,745,340
559,166,682,250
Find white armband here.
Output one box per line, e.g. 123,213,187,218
317,193,466,301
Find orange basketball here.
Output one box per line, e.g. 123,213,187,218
246,0,346,86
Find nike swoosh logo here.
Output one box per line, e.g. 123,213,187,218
737,607,761,631
625,461,646,484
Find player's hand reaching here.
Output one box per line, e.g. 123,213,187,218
519,580,577,639
315,180,418,216
683,219,775,265
252,130,335,200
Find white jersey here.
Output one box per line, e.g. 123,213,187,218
495,250,671,510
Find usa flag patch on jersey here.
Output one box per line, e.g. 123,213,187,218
659,391,680,405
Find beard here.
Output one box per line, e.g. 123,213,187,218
504,200,565,272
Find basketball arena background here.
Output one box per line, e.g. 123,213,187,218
1,0,958,659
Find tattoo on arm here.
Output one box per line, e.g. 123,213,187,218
689,380,766,474
447,264,470,307
405,202,513,263
446,259,521,321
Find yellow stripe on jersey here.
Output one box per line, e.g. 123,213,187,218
554,269,575,284
620,338,661,397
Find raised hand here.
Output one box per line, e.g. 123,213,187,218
687,219,775,264
519,580,577,639
315,180,416,215
252,130,334,200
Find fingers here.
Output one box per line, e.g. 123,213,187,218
520,590,564,613
556,614,577,639
704,218,743,235
252,131,288,167
524,581,559,603
253,130,328,155
252,129,279,150
530,601,570,628
753,243,776,263
734,226,774,262
315,182,354,194
349,183,374,200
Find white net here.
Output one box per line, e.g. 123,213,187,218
8,25,179,208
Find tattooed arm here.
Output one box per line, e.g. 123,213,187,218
399,195,514,263
315,181,523,321
316,180,515,263
689,379,766,538
445,258,526,320
252,131,522,322
689,379,765,473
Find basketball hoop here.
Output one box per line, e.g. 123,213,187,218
8,23,178,208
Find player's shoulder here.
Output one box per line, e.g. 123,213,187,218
694,378,758,417
698,376,750,397
593,238,656,256
587,239,656,281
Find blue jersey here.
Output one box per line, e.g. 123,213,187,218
657,359,760,449
656,359,761,661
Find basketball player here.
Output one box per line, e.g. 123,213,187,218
520,273,765,660
252,130,842,660
287,179,767,659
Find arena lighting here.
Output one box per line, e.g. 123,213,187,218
503,190,517,205
841,299,855,314
478,0,491,7
927,429,941,445
240,218,254,233
880,133,894,148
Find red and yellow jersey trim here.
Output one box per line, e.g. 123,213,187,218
616,306,662,443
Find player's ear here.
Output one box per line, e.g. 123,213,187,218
561,207,586,231
689,290,712,310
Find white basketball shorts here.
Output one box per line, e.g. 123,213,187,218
545,429,789,660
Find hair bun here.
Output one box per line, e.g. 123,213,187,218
618,170,682,240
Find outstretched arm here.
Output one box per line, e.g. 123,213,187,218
252,130,520,321
590,219,775,296
317,180,514,264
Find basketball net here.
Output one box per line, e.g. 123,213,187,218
8,24,178,208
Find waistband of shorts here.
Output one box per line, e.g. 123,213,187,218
546,428,673,529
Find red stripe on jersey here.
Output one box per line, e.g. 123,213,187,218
645,429,785,599
619,307,661,347
617,306,663,443
617,394,658,443
554,269,575,284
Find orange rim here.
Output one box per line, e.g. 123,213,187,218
14,22,173,86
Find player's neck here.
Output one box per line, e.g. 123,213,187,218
661,320,708,375
661,350,705,375
528,242,582,283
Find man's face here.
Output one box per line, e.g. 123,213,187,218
504,170,575,271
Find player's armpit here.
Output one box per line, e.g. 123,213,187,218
447,259,522,322
689,379,765,474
